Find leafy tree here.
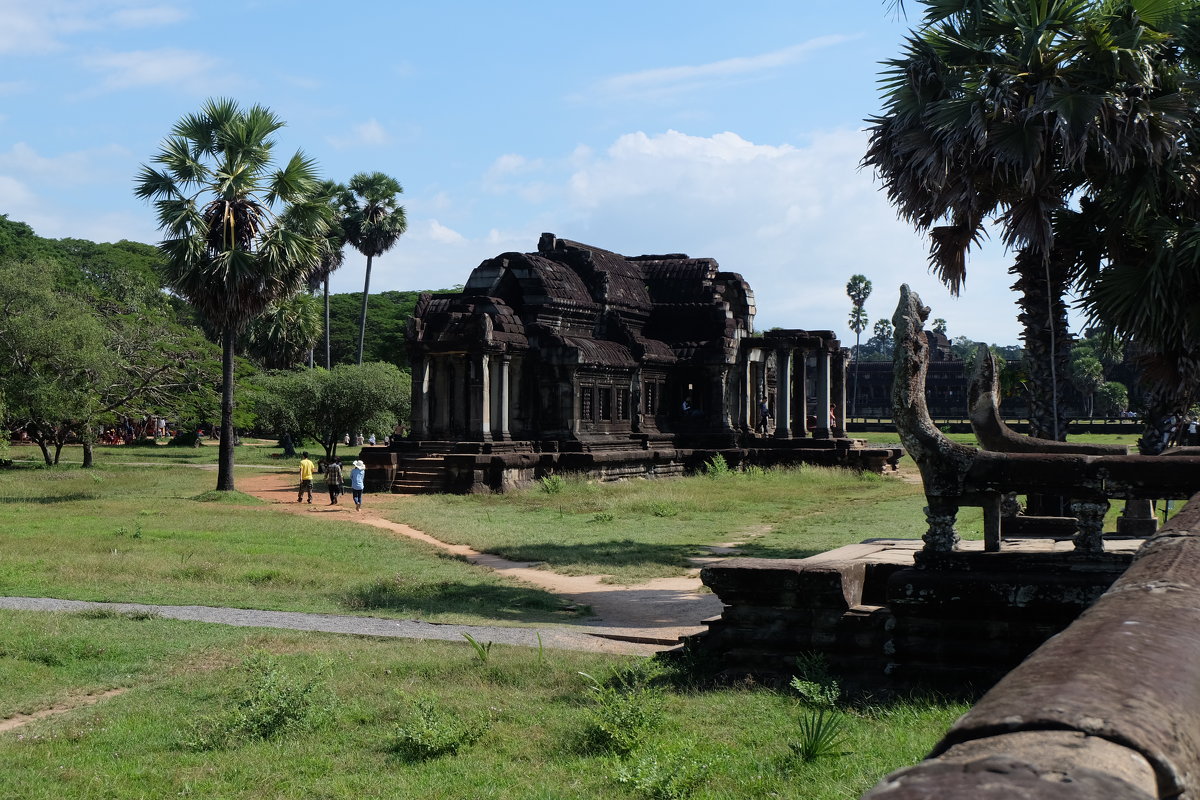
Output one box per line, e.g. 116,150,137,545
1096,381,1129,418
134,98,327,490
339,172,407,365
864,0,1192,441
845,274,872,416
0,260,217,466
326,289,430,370
931,318,947,337
859,318,895,362
252,362,410,460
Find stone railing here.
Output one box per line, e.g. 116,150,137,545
892,285,1200,553
862,492,1200,800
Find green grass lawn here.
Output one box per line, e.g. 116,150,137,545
0,464,583,626
0,610,968,800
386,467,983,583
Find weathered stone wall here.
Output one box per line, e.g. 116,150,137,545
691,542,1134,693
862,493,1200,800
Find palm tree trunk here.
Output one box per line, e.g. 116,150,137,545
356,254,373,365
853,332,862,418
324,275,332,369
217,329,237,491
1012,248,1073,516
1011,249,1071,441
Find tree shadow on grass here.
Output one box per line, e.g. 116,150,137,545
732,542,824,560
0,492,102,504
337,578,591,623
493,540,706,573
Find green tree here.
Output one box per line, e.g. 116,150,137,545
339,172,407,365
0,260,217,466
252,362,410,460
244,292,323,370
864,0,1192,441
846,274,872,416
1096,381,1129,418
134,98,327,490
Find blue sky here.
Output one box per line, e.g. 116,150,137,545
1,0,1031,347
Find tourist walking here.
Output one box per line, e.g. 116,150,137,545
349,459,366,512
325,457,344,505
297,451,315,504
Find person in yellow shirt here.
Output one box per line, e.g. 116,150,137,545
297,451,316,504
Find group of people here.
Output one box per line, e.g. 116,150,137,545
297,451,367,512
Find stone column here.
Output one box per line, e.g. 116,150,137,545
815,348,832,439
774,347,791,439
468,353,492,441
795,350,808,437
496,355,511,440
742,353,754,433
832,348,848,437
434,356,450,435
1116,498,1158,536
411,355,430,439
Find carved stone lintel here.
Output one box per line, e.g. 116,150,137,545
923,502,961,552
1071,500,1109,553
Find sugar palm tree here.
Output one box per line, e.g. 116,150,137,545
308,180,346,368
846,274,872,417
339,172,407,365
864,0,1191,441
134,98,325,490
245,292,323,369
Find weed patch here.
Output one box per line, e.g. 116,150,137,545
182,654,328,751
389,694,489,761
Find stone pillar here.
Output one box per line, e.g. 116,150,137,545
815,348,832,439
1117,498,1158,536
434,356,450,435
774,347,791,439
496,355,511,440
795,350,809,437
742,353,754,433
832,348,848,437
469,353,492,441
411,355,430,439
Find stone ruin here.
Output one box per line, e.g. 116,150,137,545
690,285,1200,696
361,234,900,492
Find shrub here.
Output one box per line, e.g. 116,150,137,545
790,652,840,707
539,474,566,494
702,454,731,478
578,669,664,756
182,654,327,751
390,695,489,761
615,742,714,800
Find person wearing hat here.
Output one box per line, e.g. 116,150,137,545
349,459,367,512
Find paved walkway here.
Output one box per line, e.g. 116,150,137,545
0,597,665,656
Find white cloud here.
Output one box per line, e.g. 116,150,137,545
473,128,1026,347
0,2,186,55
327,119,390,149
80,48,227,93
425,220,465,245
587,35,854,101
0,142,131,184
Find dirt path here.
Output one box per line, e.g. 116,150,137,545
0,689,127,735
235,470,724,643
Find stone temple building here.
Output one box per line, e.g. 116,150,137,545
364,234,899,492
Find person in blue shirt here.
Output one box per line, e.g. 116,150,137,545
349,459,367,512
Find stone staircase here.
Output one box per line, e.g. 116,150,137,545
391,454,448,494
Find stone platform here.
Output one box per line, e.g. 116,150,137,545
691,536,1143,694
